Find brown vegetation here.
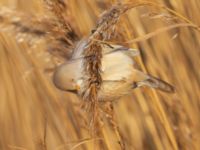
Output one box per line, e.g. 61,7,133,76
0,0,200,150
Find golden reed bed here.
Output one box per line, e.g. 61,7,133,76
0,0,199,150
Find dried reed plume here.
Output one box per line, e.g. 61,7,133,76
0,0,200,149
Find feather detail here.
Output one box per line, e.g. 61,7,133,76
137,76,175,93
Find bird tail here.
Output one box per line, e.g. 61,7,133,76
136,76,175,93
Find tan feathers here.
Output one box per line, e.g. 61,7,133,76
53,41,175,101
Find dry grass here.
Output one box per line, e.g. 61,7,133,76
0,0,200,150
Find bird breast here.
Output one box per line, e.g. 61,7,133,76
72,41,135,100
101,51,134,81
98,51,135,100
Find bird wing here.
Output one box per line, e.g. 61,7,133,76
101,43,140,56
70,40,140,62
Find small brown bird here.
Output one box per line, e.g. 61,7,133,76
53,39,175,101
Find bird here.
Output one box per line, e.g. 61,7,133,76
53,39,175,101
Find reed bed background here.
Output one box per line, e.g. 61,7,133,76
0,0,200,150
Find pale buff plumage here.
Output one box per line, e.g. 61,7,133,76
53,39,174,101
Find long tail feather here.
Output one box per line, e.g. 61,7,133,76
136,76,175,93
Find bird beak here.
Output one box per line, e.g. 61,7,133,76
75,85,80,91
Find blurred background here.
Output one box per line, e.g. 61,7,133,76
0,0,200,150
